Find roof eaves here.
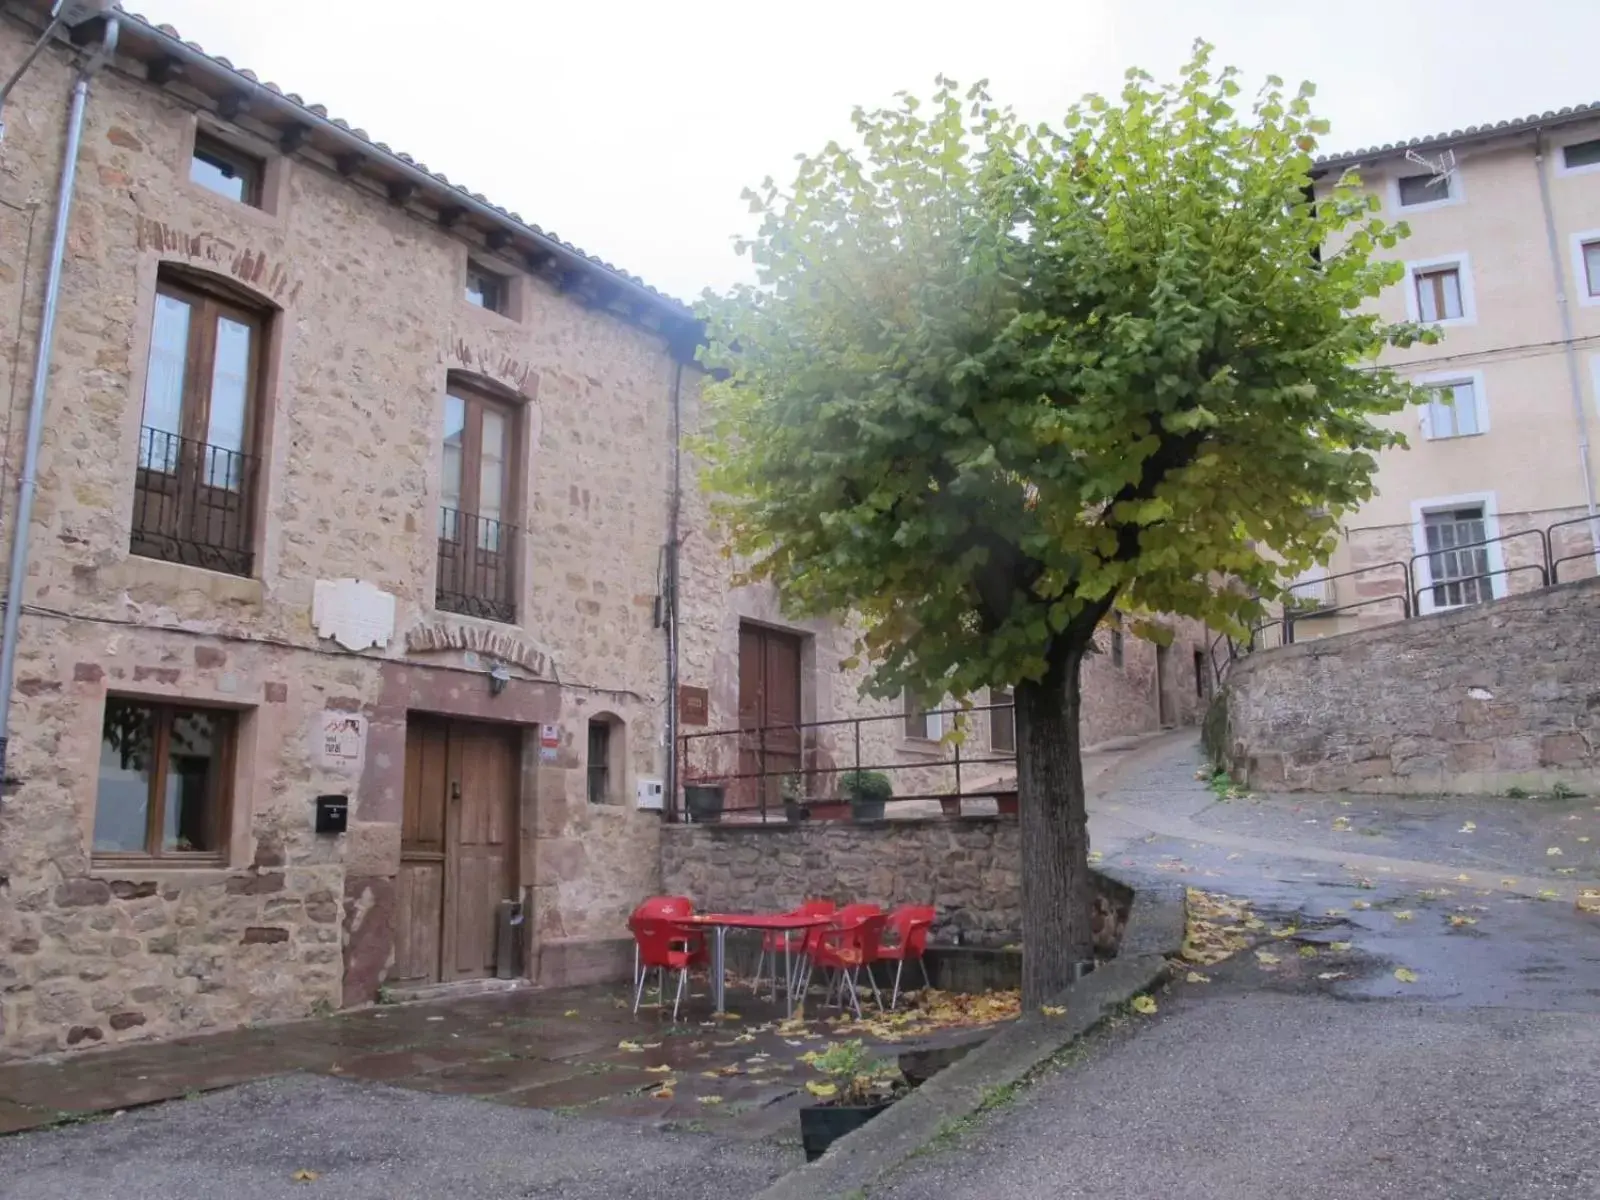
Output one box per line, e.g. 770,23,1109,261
1312,100,1600,175
101,7,696,327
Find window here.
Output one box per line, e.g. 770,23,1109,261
990,687,1015,754
1582,240,1600,298
132,273,265,576
903,692,943,741
587,719,611,804
1421,378,1482,439
1414,266,1463,322
1423,507,1492,608
437,382,518,622
94,698,235,862
1562,138,1600,172
190,134,263,207
1110,629,1125,668
1396,171,1452,207
465,264,508,314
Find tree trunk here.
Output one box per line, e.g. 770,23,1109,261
1014,638,1092,1008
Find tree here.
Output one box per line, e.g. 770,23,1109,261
697,42,1423,1005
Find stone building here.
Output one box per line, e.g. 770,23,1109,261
0,3,1210,1059
1289,106,1600,635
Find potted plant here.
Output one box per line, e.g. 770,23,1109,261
798,1039,907,1161
840,770,893,821
683,784,724,823
780,773,808,823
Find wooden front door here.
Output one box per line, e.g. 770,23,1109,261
735,624,803,811
396,717,520,983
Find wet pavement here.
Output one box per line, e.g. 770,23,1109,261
874,732,1600,1199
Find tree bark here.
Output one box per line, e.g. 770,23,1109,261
1014,638,1092,1008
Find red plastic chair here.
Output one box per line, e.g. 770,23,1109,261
753,900,835,998
629,896,704,993
630,915,706,1020
878,905,936,1008
811,911,888,1018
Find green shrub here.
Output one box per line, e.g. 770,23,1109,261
840,770,894,804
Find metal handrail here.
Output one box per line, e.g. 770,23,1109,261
1407,525,1550,612
1411,563,1549,615
1547,514,1600,583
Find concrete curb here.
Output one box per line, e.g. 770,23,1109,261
753,892,1185,1200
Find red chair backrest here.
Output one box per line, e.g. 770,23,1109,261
834,902,881,923
632,916,697,968
888,905,936,956
791,899,836,919
630,895,693,927
802,902,876,955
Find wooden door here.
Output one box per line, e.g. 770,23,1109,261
396,717,519,983
735,625,804,811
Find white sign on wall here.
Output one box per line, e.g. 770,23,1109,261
313,579,396,652
320,712,367,769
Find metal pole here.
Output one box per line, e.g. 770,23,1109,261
953,723,962,800
0,20,118,785
758,724,767,822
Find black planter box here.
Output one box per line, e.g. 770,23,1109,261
800,1100,892,1162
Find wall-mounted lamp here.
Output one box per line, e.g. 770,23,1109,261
488,663,511,697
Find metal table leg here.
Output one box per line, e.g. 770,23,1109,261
783,937,793,1019
713,925,728,1013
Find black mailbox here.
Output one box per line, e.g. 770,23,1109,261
315,794,349,835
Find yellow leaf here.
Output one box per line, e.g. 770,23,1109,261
617,1040,642,1052
1351,901,1371,911
1556,868,1576,875
1317,971,1348,981
1271,926,1298,939
1393,968,1418,983
1547,847,1563,857
699,1095,724,1105
733,1032,756,1043
1537,889,1560,901
1392,911,1413,921
1324,909,1344,917
291,1169,320,1184
805,1081,838,1098
645,1064,673,1074
1458,822,1475,833
1448,915,1476,927
1185,971,1209,984
1578,836,1591,843
1455,874,1471,882
651,1085,675,1100
1298,945,1318,958
1329,941,1352,952
1254,950,1280,965
563,1009,580,1017
1130,994,1157,1015
1040,1005,1066,1017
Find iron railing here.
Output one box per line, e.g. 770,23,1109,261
675,701,1018,823
1210,513,1598,683
131,426,258,576
436,508,518,623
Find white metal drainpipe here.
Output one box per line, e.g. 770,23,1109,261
1532,131,1600,576
0,15,120,785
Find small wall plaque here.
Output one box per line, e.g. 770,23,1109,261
679,685,709,727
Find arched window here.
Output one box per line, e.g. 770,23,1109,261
586,713,626,805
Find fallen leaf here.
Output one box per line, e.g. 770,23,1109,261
563,1009,580,1018
1324,908,1345,918
1087,850,1104,864
1317,971,1349,981
1459,822,1476,833
1449,915,1477,927
1185,971,1210,984
1332,817,1352,832
1579,837,1591,843
1537,889,1560,901
1226,852,1243,861
645,1064,673,1074
1501,878,1517,887
1255,950,1281,965
1547,847,1564,857
1041,1005,1067,1017
1556,868,1576,875
719,1012,743,1020
1358,878,1376,889
1351,901,1372,911
617,1040,642,1052
1298,945,1318,958
650,1085,675,1100
1329,941,1353,952
1130,994,1157,1015
1392,911,1413,921
805,1081,837,1098
699,1095,724,1105
1455,874,1471,882
291,1170,320,1184
1393,968,1419,983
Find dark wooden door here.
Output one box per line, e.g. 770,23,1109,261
396,717,519,983
735,625,803,811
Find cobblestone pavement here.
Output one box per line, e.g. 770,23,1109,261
875,732,1600,1199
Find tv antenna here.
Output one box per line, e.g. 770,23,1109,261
1404,147,1457,190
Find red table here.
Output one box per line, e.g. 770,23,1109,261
678,912,834,1018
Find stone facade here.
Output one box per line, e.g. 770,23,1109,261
659,818,1131,954
1217,576,1600,794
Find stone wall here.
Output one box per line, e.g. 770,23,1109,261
1218,576,1600,794
659,818,1131,954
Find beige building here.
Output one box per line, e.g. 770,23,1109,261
1293,105,1600,638
0,3,1209,1059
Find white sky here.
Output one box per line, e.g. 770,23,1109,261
132,0,1600,303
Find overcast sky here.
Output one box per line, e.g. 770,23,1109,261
133,0,1600,302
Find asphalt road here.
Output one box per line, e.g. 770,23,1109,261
875,735,1600,1200
0,1072,794,1200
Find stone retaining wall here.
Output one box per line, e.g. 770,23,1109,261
659,817,1130,953
1217,576,1600,794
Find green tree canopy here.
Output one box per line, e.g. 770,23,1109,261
697,42,1423,1003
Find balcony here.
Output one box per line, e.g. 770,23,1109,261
436,508,518,623
131,427,257,577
